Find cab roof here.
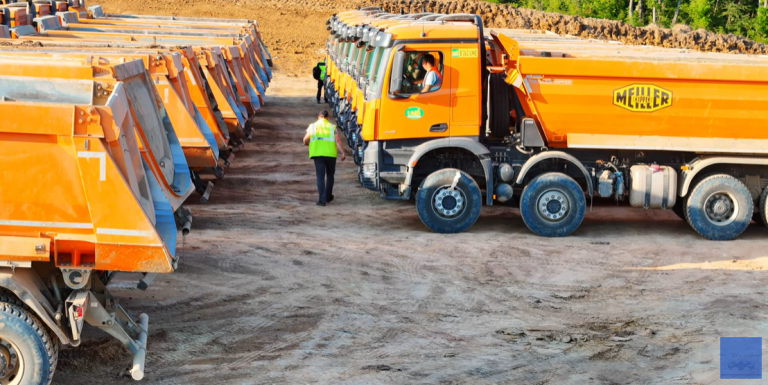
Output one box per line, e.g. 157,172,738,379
386,22,479,41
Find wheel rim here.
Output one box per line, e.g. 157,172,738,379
432,186,466,219
704,191,739,226
0,338,24,385
537,189,570,222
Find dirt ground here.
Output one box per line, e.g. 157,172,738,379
48,1,768,384
52,72,768,384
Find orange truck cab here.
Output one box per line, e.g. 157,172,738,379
351,13,768,241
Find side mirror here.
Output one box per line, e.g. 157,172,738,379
388,50,405,98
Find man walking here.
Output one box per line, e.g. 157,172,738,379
303,111,345,206
313,60,327,104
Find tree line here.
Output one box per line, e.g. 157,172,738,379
489,0,768,42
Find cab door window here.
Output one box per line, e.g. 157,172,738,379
393,51,443,95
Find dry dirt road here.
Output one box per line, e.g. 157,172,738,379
51,74,768,385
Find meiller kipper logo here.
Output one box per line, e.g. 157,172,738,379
613,84,672,112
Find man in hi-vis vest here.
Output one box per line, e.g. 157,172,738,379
313,61,327,104
303,110,345,206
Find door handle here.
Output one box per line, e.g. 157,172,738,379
429,123,448,132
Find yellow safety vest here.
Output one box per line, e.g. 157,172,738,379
308,119,337,158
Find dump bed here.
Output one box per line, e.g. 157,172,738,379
0,57,194,209
0,48,221,169
87,5,274,67
492,29,768,153
0,60,178,273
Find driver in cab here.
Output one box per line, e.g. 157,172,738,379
398,53,442,95
418,54,441,93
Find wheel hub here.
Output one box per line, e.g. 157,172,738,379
705,192,738,226
0,345,8,378
0,340,20,384
433,187,465,218
537,190,569,221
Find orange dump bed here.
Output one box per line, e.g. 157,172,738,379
0,59,180,273
493,29,768,153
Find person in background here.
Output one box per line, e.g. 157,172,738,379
313,60,327,104
303,110,345,206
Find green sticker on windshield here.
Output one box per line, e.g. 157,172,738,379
405,107,424,120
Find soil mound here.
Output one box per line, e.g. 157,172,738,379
378,0,768,54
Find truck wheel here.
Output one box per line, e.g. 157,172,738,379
0,302,58,385
684,174,753,241
416,169,482,234
520,172,586,237
0,290,27,311
760,188,768,226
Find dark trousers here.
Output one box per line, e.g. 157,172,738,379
313,156,336,203
317,80,325,103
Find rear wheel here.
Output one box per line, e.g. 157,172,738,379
685,174,752,241
416,169,482,234
0,302,58,385
520,172,586,237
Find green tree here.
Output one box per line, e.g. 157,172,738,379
685,0,712,29
484,0,768,43
753,7,768,41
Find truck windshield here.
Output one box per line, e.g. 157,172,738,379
354,46,366,75
368,47,391,98
346,41,357,64
363,48,377,78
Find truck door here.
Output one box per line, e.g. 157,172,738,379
378,45,451,140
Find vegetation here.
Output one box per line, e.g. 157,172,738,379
487,0,768,42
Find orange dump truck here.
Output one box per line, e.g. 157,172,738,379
0,59,183,383
351,14,768,240
0,3,275,382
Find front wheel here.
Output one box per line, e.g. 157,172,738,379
0,302,58,385
416,169,482,234
520,172,586,237
685,174,753,240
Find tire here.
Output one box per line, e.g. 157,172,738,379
520,172,586,237
488,73,511,138
415,169,482,234
759,188,768,226
0,302,58,385
684,174,753,241
0,289,27,311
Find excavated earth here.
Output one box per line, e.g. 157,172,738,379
51,0,768,384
